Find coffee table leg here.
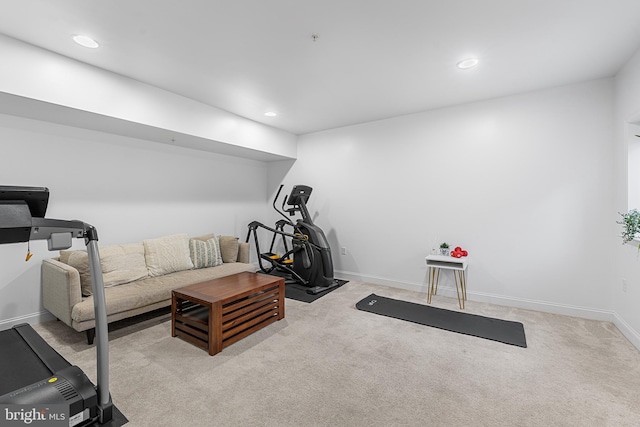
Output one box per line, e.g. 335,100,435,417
171,293,177,337
209,302,223,356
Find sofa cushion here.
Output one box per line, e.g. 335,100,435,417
189,237,223,269
61,242,151,296
101,243,149,288
219,235,240,263
101,253,148,287
70,262,257,324
143,233,194,277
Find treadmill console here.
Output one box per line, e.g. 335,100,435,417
0,186,49,244
0,186,83,249
0,186,49,217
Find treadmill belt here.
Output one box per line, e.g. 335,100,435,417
0,329,52,395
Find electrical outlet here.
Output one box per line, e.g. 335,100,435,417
341,247,347,255
623,279,628,293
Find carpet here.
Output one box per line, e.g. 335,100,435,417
356,293,527,347
31,281,640,426
285,279,349,303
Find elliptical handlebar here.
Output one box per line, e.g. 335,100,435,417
247,220,308,243
273,185,295,223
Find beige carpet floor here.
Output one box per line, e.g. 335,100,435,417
33,281,640,427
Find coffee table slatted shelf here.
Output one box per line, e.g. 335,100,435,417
221,286,282,346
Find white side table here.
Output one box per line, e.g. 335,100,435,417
425,255,468,309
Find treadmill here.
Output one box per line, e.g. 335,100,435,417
0,186,119,426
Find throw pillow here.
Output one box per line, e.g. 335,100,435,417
66,250,93,296
219,235,239,263
189,237,223,269
58,250,76,265
143,233,194,277
192,233,222,266
192,233,215,242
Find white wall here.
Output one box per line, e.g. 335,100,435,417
614,46,640,349
275,79,616,318
0,34,297,161
0,113,269,328
1,57,633,349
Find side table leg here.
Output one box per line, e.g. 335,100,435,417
427,267,434,304
461,270,467,301
454,270,464,309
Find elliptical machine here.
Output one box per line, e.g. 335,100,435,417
246,185,340,295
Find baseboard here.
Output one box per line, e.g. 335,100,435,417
336,270,615,321
612,312,640,350
337,271,426,293
0,310,56,331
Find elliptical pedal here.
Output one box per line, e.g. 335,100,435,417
260,252,293,265
260,252,279,260
306,280,342,295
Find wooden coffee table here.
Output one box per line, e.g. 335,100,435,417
171,272,285,355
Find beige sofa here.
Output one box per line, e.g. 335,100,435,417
42,233,256,344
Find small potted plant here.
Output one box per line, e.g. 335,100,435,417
617,209,640,244
439,242,450,256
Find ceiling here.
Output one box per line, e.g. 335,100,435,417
2,0,640,136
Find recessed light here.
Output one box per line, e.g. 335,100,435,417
73,35,99,49
457,58,478,69
264,111,277,117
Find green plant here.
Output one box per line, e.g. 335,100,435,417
617,209,640,243
439,242,449,249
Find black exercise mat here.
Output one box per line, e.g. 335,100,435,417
286,279,349,303
355,293,527,348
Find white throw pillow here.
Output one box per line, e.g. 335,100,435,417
143,233,194,276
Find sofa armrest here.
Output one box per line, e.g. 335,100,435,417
41,258,83,327
238,241,250,264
